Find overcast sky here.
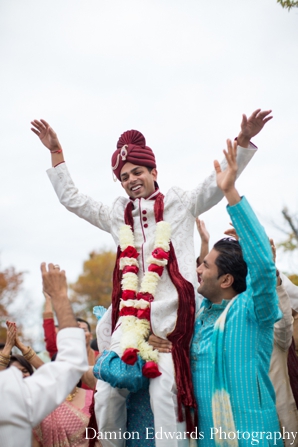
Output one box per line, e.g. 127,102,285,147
1,0,298,341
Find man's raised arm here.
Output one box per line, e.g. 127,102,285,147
213,138,240,206
23,263,88,427
177,108,273,217
31,119,65,167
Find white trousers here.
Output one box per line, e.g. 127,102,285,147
95,324,189,447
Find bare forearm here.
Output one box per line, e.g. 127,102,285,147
52,295,77,330
1,344,12,357
82,366,97,389
0,350,10,370
15,337,45,369
22,347,44,369
44,293,53,313
224,187,241,207
199,241,209,264
51,151,64,167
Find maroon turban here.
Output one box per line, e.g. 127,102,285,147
111,130,156,181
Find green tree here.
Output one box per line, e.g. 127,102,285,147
288,274,298,286
275,207,298,288
277,0,298,10
70,249,116,328
277,207,298,253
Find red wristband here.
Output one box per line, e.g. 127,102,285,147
50,149,63,154
54,161,65,168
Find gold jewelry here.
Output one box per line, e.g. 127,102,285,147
53,264,60,269
23,346,35,361
0,358,10,367
0,351,11,359
66,387,79,401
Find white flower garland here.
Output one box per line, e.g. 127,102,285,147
118,221,171,373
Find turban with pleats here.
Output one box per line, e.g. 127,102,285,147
111,130,156,181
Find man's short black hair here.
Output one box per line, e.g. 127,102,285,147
213,238,247,294
76,317,91,333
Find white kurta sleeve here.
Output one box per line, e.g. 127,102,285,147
280,272,298,312
47,163,112,233
274,284,293,351
23,327,88,427
172,144,257,217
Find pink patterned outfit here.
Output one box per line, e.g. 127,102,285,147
33,389,93,447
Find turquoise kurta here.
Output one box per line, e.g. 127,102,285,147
191,197,283,446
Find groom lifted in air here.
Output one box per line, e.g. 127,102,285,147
31,108,272,447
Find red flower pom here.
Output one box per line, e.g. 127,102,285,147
122,290,136,300
122,348,139,365
142,361,162,378
123,265,139,275
136,292,154,302
137,308,151,321
148,264,164,276
119,307,137,317
120,246,139,259
152,248,169,260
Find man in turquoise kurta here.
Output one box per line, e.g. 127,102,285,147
93,139,284,446
191,140,283,446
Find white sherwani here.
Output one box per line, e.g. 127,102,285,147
0,328,88,447
47,144,256,447
270,278,298,445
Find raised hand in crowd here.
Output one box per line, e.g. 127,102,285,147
14,323,44,370
0,321,44,371
31,120,64,167
214,138,240,205
0,322,16,370
41,263,77,330
196,218,210,267
237,108,273,148
31,119,62,152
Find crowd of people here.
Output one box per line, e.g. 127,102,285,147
1,109,298,447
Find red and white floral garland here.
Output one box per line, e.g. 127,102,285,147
118,221,171,378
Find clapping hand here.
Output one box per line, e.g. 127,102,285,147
5,321,17,351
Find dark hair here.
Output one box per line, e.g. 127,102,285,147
90,338,98,352
8,354,34,376
213,238,247,294
144,167,159,191
76,317,91,333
